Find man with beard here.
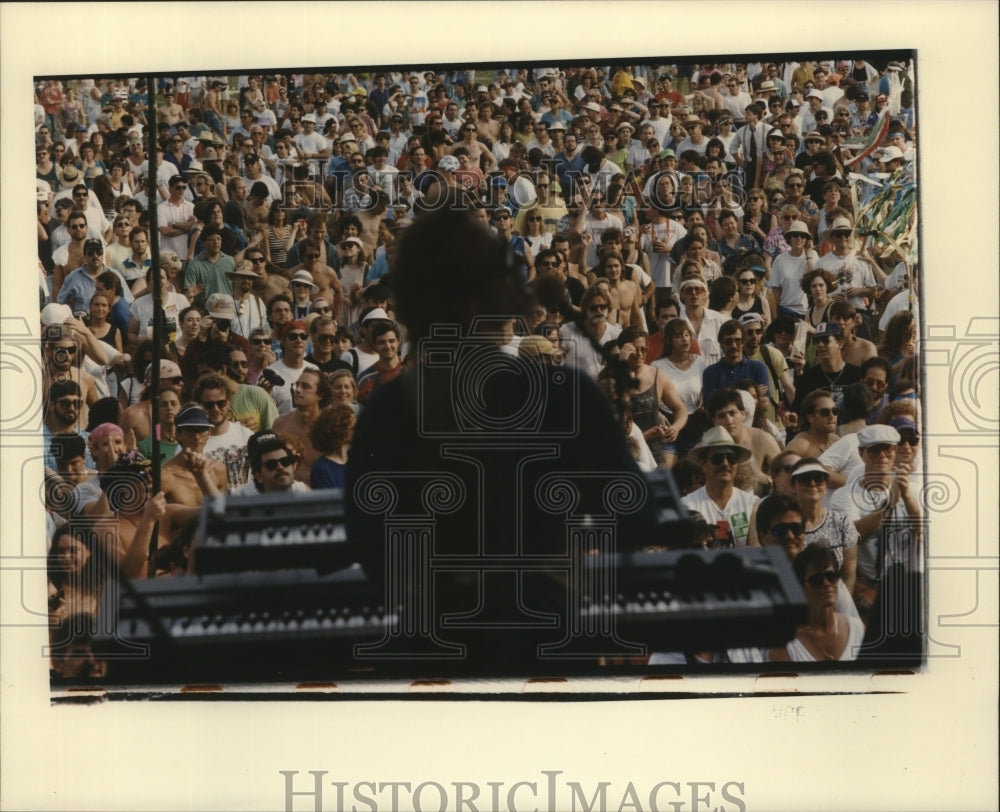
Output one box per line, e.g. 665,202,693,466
234,431,309,495
559,284,622,380
194,372,255,489
681,426,760,547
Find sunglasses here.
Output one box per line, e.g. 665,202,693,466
53,345,78,356
794,473,828,485
805,569,839,589
252,338,271,345
769,522,804,538
738,277,756,285
588,303,608,312
708,451,737,466
527,216,542,222
285,332,309,341
54,397,82,408
898,437,919,447
201,399,229,410
230,360,250,368
812,407,839,418
262,455,297,472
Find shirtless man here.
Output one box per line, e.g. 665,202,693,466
450,119,496,172
786,390,840,458
271,367,326,482
157,89,184,127
159,404,228,506
50,211,91,301
593,252,641,327
706,387,781,496
285,245,344,314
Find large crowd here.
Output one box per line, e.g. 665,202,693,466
36,58,923,677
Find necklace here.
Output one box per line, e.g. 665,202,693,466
820,364,846,387
804,614,839,660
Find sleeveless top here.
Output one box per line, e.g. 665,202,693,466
268,227,288,268
629,368,665,462
732,297,764,320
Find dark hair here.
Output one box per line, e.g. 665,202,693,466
880,311,916,358
95,270,123,296
840,381,876,423
49,432,88,466
792,544,839,583
800,268,837,298
660,317,690,358
391,207,525,343
716,318,742,343
705,387,744,416
860,356,892,379
709,278,739,312
86,397,121,432
755,493,803,536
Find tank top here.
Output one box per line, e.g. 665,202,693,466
629,368,664,462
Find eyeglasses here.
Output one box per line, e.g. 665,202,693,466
588,303,608,312
865,443,895,456
54,397,82,408
805,569,839,589
262,455,297,472
898,437,919,447
249,256,266,263
315,334,337,343
69,224,88,230
312,306,332,314
252,338,271,346
230,360,250,368
743,327,762,336
738,277,756,285
527,216,542,222
786,182,804,188
794,472,828,485
285,332,309,341
494,213,511,221
201,399,229,410
173,184,188,190
864,377,887,390
73,191,89,198
768,522,804,538
812,407,840,418
709,451,738,466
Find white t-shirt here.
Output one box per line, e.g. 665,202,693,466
263,359,319,415
681,485,760,546
559,320,622,380
652,355,707,415
769,250,815,313
129,291,190,337
815,251,876,312
203,421,255,489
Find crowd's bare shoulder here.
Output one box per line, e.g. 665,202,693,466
36,54,922,688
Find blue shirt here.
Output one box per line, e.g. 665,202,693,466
702,357,770,404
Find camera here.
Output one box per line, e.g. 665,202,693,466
259,367,285,388
417,319,579,439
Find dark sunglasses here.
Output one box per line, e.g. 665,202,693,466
812,407,839,417
709,451,737,466
898,437,919,447
285,332,309,341
262,455,297,472
201,399,229,410
54,397,82,408
794,473,828,485
252,338,271,345
806,569,839,589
